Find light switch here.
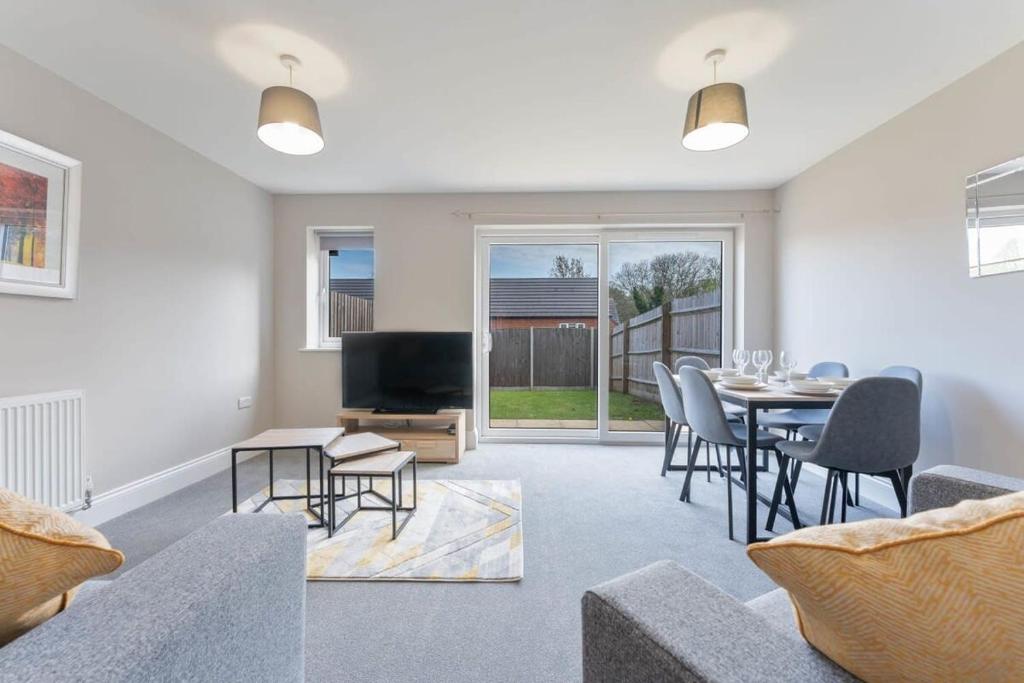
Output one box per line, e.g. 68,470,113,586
237,396,253,409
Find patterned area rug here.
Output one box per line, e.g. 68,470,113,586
234,479,523,582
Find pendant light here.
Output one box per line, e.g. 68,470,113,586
681,49,749,152
257,54,324,155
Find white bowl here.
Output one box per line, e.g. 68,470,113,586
821,376,854,388
717,368,740,377
789,379,824,391
721,375,758,386
787,371,808,380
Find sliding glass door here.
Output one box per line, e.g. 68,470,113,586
481,238,601,437
606,238,726,435
477,227,732,442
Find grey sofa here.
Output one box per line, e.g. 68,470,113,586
0,513,307,683
582,465,1024,682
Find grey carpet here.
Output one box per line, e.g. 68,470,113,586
98,442,893,682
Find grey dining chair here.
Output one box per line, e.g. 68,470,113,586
654,362,693,478
796,365,923,504
759,361,850,436
674,356,710,373
674,355,747,423
767,376,921,531
677,367,794,540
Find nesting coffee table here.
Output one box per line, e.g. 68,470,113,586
328,450,418,540
229,428,344,528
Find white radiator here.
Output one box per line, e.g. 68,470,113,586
0,390,85,512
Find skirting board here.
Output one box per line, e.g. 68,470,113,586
73,447,260,527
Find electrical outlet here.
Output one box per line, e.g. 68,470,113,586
237,396,253,409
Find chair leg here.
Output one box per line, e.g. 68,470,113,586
736,447,747,485
888,470,909,517
714,444,724,478
820,470,835,525
726,446,734,541
840,472,848,523
661,422,681,476
781,463,802,530
854,472,860,506
679,436,702,502
791,460,803,489
827,471,840,523
766,453,788,532
705,438,712,482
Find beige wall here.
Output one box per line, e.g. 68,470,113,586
0,47,275,495
273,191,775,430
775,43,1024,476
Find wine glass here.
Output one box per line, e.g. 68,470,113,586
732,349,750,375
752,349,773,384
779,351,797,383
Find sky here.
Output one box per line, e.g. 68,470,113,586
330,249,374,278
489,241,721,278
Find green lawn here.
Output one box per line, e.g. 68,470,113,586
489,389,664,421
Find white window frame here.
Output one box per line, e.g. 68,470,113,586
304,226,374,351
474,223,736,444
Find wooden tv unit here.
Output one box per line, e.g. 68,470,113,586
335,409,465,464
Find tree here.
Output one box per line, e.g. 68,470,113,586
610,252,720,319
549,255,588,278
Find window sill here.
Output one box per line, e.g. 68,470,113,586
299,346,341,353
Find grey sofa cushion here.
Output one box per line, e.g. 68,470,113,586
744,588,800,638
0,513,307,683
582,561,854,682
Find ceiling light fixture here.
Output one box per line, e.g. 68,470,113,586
681,49,749,152
257,54,324,155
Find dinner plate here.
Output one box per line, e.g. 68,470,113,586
786,386,837,396
721,382,768,391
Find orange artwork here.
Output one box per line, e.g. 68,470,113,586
0,162,48,268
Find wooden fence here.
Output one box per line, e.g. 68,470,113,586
329,292,374,335
610,290,722,402
490,327,597,388
488,290,721,397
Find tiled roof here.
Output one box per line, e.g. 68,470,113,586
489,278,617,321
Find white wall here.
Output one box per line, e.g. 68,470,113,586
0,46,275,496
273,191,775,430
775,42,1024,476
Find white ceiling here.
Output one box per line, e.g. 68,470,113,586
1,1,1022,194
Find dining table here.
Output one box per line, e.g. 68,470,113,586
704,381,839,544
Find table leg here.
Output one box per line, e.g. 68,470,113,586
328,471,335,539
269,449,274,499
391,472,398,540
231,449,238,512
746,405,759,544
318,447,325,527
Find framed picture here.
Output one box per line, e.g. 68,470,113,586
0,129,81,299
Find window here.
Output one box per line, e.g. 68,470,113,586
966,156,1024,278
558,322,586,329
306,228,374,349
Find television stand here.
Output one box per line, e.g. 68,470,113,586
335,409,465,464
371,408,438,415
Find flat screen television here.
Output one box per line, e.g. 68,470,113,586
341,332,473,413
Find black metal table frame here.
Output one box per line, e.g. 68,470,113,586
717,393,838,544
327,456,417,540
319,443,402,534
231,446,331,529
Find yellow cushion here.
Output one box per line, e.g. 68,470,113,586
0,487,124,644
748,491,1024,682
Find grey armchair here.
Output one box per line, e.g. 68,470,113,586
770,377,920,530
582,466,1024,683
